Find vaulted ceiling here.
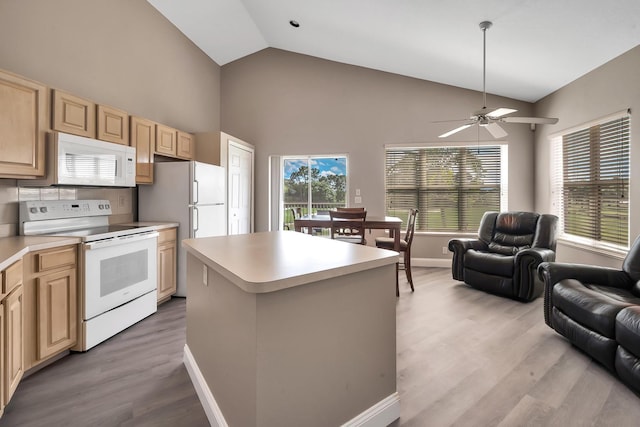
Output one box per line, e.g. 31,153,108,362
148,0,640,102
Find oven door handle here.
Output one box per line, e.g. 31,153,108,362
83,231,159,250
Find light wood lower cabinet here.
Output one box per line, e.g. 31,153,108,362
36,269,77,360
1,259,23,413
157,228,177,304
4,285,23,408
23,245,78,370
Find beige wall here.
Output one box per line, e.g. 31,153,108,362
221,48,536,258
0,0,220,133
0,0,221,235
534,45,640,267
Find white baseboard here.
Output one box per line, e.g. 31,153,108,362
184,343,400,427
341,392,401,427
412,257,451,268
183,344,228,427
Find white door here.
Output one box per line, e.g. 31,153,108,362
228,141,253,235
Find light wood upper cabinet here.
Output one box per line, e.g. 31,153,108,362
130,116,155,184
0,69,47,178
97,104,129,145
52,89,96,138
155,124,177,157
177,131,194,160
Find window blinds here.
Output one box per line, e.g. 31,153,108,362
561,115,630,247
385,146,504,232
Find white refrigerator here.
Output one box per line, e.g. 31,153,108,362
138,161,226,296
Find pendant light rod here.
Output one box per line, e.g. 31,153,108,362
479,21,492,109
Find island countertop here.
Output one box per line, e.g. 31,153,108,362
182,230,398,294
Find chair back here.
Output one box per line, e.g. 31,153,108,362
329,209,367,244
336,207,366,212
404,209,419,248
478,211,558,256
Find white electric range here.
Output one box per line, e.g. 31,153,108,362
20,199,158,351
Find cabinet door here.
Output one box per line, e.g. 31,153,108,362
5,286,23,404
130,116,155,184
52,89,96,138
157,229,177,304
0,299,4,411
155,124,177,157
177,131,195,160
97,104,129,145
37,269,77,360
0,69,47,178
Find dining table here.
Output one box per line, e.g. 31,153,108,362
294,214,403,251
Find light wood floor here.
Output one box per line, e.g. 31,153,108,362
3,268,640,426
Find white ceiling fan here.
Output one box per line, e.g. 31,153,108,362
438,21,558,139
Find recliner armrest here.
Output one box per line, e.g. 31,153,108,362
448,239,488,280
537,262,631,327
537,262,629,288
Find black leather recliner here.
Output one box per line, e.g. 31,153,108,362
448,211,558,302
538,236,640,394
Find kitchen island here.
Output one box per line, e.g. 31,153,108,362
182,231,399,427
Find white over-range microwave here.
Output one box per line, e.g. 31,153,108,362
20,131,136,187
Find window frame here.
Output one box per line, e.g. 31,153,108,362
279,154,349,230
384,141,508,233
549,110,630,254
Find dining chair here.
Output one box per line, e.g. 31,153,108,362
375,208,418,296
329,209,367,245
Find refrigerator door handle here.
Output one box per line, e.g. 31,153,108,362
193,179,199,205
193,206,199,233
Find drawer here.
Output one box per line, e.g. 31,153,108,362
3,259,23,295
36,246,77,272
158,228,177,244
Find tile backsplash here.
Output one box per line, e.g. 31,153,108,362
0,179,136,237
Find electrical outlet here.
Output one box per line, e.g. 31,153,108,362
203,264,208,286
442,246,448,254
354,196,362,204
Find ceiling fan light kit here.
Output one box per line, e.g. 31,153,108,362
438,21,558,139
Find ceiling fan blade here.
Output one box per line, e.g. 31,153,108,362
431,118,471,124
484,122,508,138
439,123,473,138
501,116,559,124
487,107,517,118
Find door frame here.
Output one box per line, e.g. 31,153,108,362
220,132,255,234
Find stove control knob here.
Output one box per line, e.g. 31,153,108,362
99,204,104,209
39,207,47,213
30,207,38,214
105,203,110,209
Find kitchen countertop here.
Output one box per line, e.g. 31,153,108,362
120,221,179,230
182,230,398,294
0,235,82,271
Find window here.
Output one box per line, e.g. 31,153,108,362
282,156,347,229
551,112,630,250
384,144,508,232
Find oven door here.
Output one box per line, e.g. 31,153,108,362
82,231,158,320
